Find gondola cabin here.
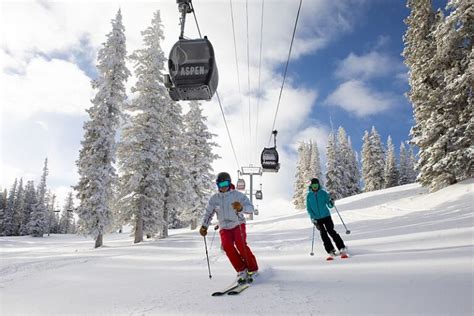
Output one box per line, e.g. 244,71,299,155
255,190,263,200
236,178,246,191
261,147,280,172
164,37,218,101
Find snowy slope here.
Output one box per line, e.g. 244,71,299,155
1,180,473,315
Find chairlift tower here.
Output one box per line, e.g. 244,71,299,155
240,165,262,220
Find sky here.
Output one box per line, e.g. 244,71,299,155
0,0,445,215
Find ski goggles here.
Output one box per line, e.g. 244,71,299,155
311,183,319,190
217,180,230,188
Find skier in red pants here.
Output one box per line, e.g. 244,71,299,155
200,172,258,283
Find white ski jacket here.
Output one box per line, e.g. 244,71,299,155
201,189,254,230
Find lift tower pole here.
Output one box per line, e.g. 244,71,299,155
240,165,262,220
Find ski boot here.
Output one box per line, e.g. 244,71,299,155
246,270,258,283
236,269,248,284
326,250,337,261
340,247,349,259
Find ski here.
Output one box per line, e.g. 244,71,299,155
211,283,241,297
227,283,250,295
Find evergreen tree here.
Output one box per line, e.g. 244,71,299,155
425,0,473,190
20,181,36,235
347,137,361,196
12,178,25,235
4,179,17,236
337,127,352,198
403,0,471,191
308,140,323,184
362,127,385,192
59,192,75,234
180,100,219,228
46,191,60,235
29,158,48,237
0,189,6,235
293,142,308,209
403,0,437,187
326,132,343,199
76,10,130,248
161,94,187,237
399,142,410,185
407,145,418,183
117,10,168,243
384,136,400,188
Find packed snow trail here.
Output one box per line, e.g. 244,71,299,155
1,181,473,315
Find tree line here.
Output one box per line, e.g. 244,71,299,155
293,126,417,209
0,159,77,237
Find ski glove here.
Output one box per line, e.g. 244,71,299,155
328,198,335,208
199,226,208,237
231,201,243,212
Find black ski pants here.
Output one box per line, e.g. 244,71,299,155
315,216,345,253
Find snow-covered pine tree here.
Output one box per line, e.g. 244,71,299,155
117,10,167,243
347,137,361,196
293,142,308,209
180,100,219,229
4,179,17,236
20,181,36,235
76,10,130,248
403,0,463,192
399,142,410,185
326,132,343,199
384,136,400,188
0,189,6,235
12,178,25,236
308,140,323,184
59,192,75,234
362,127,385,192
337,127,352,198
407,145,418,183
424,0,473,190
161,90,187,236
302,142,312,182
29,158,48,237
45,191,60,235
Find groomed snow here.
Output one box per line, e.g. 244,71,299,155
1,180,473,315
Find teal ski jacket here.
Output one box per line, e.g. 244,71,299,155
306,187,333,220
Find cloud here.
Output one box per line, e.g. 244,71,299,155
325,80,395,117
1,57,93,119
335,51,402,80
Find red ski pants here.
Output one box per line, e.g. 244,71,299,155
220,223,258,273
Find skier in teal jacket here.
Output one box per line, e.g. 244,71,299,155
306,178,347,258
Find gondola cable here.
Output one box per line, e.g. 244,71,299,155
255,0,265,161
246,0,252,164
188,1,241,170
229,0,247,159
267,0,303,146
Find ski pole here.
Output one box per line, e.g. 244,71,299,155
209,225,219,249
333,204,351,234
310,225,315,256
203,236,212,279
